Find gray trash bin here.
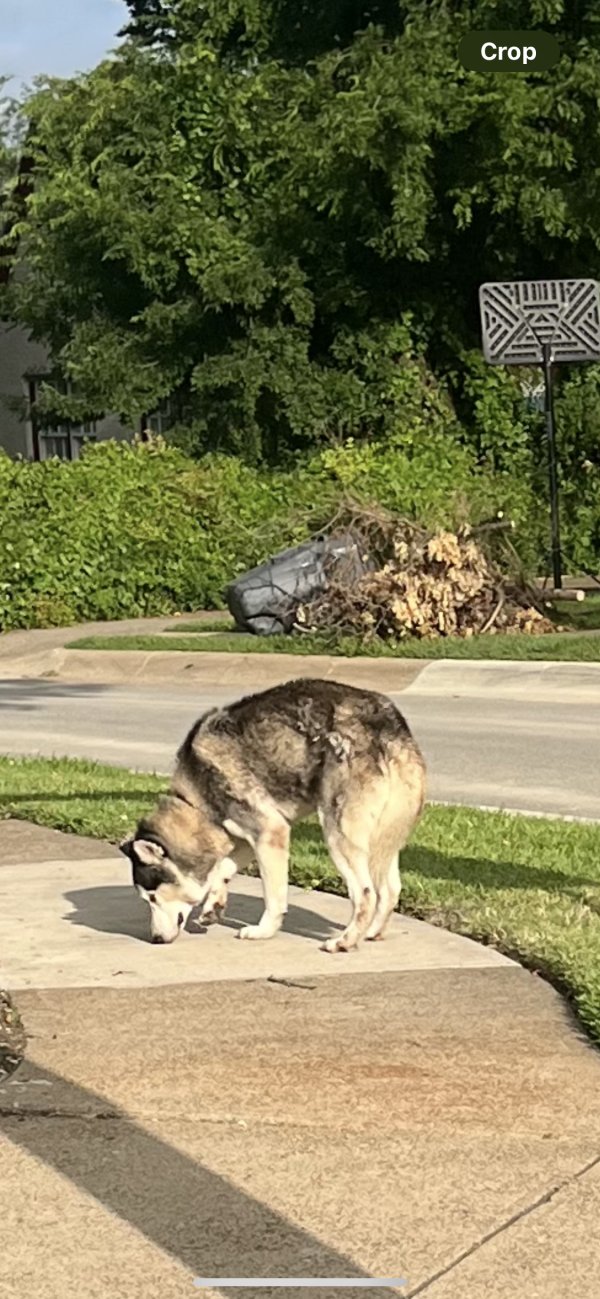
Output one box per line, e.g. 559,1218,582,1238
226,532,369,635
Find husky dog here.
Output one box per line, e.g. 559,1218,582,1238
120,679,426,951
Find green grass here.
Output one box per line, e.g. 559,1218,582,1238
550,593,600,632
0,757,165,840
69,629,600,660
2,755,600,1042
164,618,233,633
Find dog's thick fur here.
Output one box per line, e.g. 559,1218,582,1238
121,678,426,950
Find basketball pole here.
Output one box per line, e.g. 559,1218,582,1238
541,342,562,591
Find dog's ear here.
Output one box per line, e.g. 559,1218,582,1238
130,838,165,867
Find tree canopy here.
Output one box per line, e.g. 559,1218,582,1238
5,1,600,461
0,83,18,202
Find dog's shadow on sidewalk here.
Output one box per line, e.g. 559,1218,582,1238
63,885,343,944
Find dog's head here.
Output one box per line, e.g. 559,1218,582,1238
120,795,233,944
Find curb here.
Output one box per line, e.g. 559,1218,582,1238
2,646,600,699
403,658,600,701
25,648,428,692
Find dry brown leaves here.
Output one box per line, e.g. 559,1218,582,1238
297,512,553,642
0,990,25,1082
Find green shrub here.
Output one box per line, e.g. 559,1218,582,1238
0,441,237,628
0,429,595,632
0,439,320,629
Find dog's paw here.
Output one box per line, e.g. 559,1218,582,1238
238,921,282,940
237,924,264,940
200,889,228,924
197,908,218,927
320,935,353,953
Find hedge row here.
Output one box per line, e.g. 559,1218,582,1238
0,432,578,630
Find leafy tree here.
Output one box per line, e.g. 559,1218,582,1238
6,1,600,472
0,84,10,188
121,0,177,46
0,81,22,303
0,81,19,202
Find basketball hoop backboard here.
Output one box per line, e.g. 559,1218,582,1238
479,279,600,365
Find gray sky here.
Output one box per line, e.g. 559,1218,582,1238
1,0,128,96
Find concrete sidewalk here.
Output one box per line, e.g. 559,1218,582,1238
0,855,513,992
1,822,600,1296
3,971,600,1298
0,612,223,682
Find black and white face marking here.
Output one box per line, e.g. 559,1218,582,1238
120,837,238,944
136,884,194,944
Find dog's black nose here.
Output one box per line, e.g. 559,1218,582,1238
152,935,166,945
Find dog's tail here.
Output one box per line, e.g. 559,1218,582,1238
369,743,426,886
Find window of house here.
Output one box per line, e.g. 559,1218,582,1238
146,398,174,437
27,377,97,461
39,420,97,462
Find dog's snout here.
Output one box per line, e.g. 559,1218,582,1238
152,935,166,945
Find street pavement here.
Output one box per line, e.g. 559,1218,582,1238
1,669,600,817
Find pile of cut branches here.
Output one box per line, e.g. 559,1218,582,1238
296,507,553,641
0,990,25,1082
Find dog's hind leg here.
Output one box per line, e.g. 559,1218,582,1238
318,810,376,953
364,749,425,941
238,821,290,941
365,854,401,941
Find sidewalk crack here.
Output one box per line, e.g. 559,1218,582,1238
0,1108,120,1120
406,1151,600,1297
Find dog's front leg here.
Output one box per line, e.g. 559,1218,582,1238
199,857,238,924
238,824,289,941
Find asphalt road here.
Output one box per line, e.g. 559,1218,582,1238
1,675,599,818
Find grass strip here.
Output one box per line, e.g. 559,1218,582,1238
69,630,600,660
